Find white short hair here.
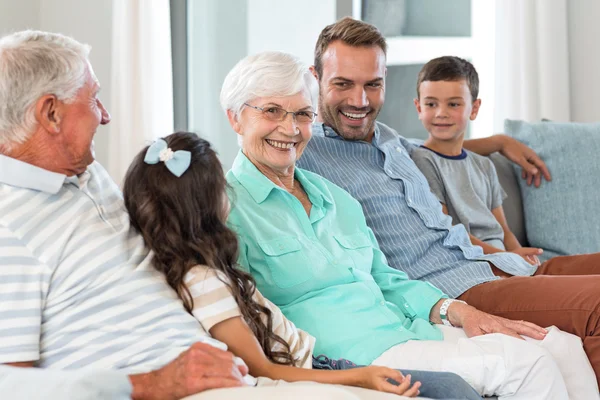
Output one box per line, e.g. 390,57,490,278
0,30,91,149
220,51,318,118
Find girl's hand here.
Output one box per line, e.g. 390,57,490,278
355,366,421,397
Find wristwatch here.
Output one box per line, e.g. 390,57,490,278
439,299,467,327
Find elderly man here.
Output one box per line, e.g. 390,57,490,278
0,30,411,400
296,16,600,385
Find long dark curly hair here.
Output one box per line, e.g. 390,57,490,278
123,131,295,366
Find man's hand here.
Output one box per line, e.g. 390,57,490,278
512,247,543,266
130,342,248,400
448,302,547,340
498,135,551,187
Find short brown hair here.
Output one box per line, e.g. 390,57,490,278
313,17,387,79
416,56,479,101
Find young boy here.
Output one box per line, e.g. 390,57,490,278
411,56,542,267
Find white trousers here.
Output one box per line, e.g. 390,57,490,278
372,325,598,400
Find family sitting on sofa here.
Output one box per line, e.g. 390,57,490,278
1,17,599,400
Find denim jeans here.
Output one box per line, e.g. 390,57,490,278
312,355,482,400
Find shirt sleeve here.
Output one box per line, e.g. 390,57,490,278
185,265,242,331
0,225,48,364
487,160,508,209
0,366,131,400
412,152,448,205
367,227,447,322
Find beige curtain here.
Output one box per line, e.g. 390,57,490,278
107,0,174,184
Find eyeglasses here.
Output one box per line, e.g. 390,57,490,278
244,103,317,124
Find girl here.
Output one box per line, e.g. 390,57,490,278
122,132,480,399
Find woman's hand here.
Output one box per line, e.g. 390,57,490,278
354,366,421,397
450,302,547,340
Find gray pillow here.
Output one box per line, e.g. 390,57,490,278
505,119,600,261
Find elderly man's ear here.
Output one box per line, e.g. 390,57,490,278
35,95,63,134
309,66,319,81
226,109,242,134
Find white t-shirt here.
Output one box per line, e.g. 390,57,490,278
185,265,315,369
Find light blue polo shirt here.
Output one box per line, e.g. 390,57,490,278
226,151,446,365
0,155,225,371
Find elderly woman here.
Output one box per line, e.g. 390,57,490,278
220,52,592,400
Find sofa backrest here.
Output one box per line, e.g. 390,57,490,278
489,153,528,246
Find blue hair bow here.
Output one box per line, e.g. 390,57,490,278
143,139,191,177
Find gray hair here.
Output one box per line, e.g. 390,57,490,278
0,30,91,149
220,51,318,118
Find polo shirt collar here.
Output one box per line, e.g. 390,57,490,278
0,154,67,194
230,150,333,206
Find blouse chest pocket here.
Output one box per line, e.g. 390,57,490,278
333,232,373,272
258,237,312,288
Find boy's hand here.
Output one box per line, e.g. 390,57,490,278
498,136,551,187
512,247,543,266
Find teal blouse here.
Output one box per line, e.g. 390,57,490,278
227,151,446,365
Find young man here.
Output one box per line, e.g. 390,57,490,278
411,56,543,267
296,16,600,385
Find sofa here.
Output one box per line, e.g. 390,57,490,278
489,152,528,246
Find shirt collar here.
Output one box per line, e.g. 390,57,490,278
313,120,418,161
371,122,398,150
294,167,334,208
230,150,333,206
419,145,468,160
0,154,67,194
311,122,338,139
314,121,387,146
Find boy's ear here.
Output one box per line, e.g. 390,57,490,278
309,65,319,81
413,98,422,115
226,109,242,134
470,99,482,120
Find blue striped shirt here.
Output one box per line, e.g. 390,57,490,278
0,155,226,371
297,122,536,298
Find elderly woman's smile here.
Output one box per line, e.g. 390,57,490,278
264,139,298,150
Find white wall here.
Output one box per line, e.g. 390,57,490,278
38,0,113,166
0,0,40,35
568,0,600,122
